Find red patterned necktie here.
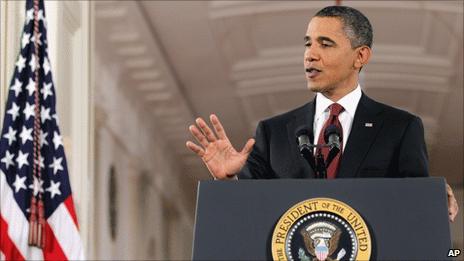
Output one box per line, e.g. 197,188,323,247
317,103,344,179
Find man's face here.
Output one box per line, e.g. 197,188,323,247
304,17,359,93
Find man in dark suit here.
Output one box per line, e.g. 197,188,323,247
186,6,458,221
238,93,428,180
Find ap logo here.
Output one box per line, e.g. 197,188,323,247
448,249,461,257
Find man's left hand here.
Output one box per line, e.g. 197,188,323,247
446,183,459,222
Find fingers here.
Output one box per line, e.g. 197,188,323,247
196,117,217,142
240,138,255,155
446,183,453,194
446,183,459,222
187,116,221,152
189,125,209,148
449,198,458,222
186,141,205,157
210,114,228,140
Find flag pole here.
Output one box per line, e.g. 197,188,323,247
28,0,45,248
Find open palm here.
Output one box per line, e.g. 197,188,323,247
186,114,255,180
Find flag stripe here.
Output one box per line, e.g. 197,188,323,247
0,171,43,260
42,223,67,261
47,204,84,260
1,170,30,257
0,215,25,261
64,196,79,229
1,172,82,261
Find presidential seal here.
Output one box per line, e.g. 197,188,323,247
271,198,371,261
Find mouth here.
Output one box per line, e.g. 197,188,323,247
305,67,322,79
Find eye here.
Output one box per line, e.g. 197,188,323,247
321,42,332,48
305,42,311,47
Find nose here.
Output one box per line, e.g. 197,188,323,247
304,45,320,64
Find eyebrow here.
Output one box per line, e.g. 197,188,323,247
304,36,336,45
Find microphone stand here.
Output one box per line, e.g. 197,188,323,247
299,143,330,179
325,146,340,170
299,146,316,175
295,129,338,179
316,150,327,179
317,145,341,179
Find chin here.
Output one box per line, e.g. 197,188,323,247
307,83,325,93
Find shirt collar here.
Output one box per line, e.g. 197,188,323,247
315,84,362,120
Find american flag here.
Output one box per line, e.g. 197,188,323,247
0,0,84,260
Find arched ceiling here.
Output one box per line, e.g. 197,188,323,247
95,1,463,185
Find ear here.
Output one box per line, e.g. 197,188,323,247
354,46,372,70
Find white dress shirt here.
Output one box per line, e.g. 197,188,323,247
313,84,362,152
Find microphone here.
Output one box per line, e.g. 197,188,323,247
295,127,316,173
324,125,342,168
324,125,342,150
295,127,313,154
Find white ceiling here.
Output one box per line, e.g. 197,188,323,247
95,1,463,185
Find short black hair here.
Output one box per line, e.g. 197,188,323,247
314,6,373,48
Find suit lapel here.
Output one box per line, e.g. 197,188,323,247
287,100,316,178
338,93,385,178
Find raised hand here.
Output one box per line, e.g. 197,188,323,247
186,114,255,180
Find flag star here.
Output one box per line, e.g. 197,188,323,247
29,56,40,73
10,79,23,97
7,102,20,121
19,126,33,145
26,78,36,96
1,151,15,169
46,180,61,199
41,106,51,123
53,131,63,150
52,113,60,124
41,82,53,100
38,10,47,25
3,127,17,146
12,175,27,193
21,33,31,49
15,55,26,73
16,150,29,169
43,58,51,76
30,33,42,46
24,102,35,121
38,10,45,21
49,157,63,175
25,9,34,24
29,176,44,196
35,155,45,169
40,131,49,148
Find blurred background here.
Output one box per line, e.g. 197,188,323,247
1,0,462,259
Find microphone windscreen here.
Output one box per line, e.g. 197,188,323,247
295,126,313,144
324,125,341,143
295,126,309,137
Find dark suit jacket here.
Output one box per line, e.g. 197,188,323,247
238,93,429,179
